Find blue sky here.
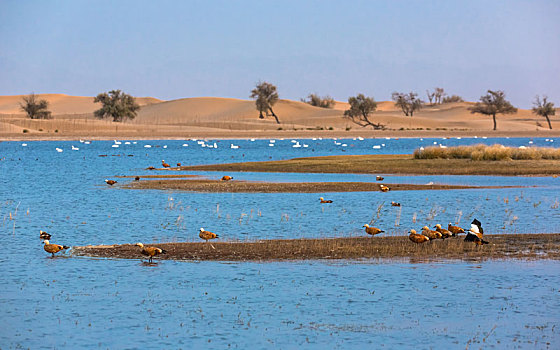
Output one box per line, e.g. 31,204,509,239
1,0,558,107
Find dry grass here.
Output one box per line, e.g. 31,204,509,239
414,144,560,161
179,154,560,176
122,179,513,193
72,233,560,262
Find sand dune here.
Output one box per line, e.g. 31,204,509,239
0,93,558,139
0,93,162,115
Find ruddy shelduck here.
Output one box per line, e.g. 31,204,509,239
434,224,454,239
43,240,69,257
319,197,333,203
409,230,430,244
447,223,465,235
221,175,233,181
105,179,117,186
379,185,390,192
199,228,219,242
363,224,384,236
161,160,171,168
422,226,442,240
135,243,167,263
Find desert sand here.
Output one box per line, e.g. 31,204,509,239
1,93,559,140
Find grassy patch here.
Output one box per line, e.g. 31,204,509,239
179,154,560,176
72,233,560,262
414,144,560,160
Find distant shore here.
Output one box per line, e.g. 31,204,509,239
3,129,560,141
72,233,560,262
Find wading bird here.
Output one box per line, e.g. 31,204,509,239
135,243,167,263
43,240,70,257
363,224,384,236
409,230,430,244
199,228,219,242
319,197,333,203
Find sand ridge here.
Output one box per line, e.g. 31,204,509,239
1,94,559,139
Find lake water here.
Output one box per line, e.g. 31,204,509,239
1,137,559,349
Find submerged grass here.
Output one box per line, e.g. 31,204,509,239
73,233,560,262
414,144,560,161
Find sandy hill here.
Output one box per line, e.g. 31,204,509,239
0,94,162,115
1,93,558,138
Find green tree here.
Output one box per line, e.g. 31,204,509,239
93,90,140,122
532,95,555,129
392,92,423,116
20,93,52,119
343,94,383,129
469,90,517,131
302,93,335,108
250,82,280,124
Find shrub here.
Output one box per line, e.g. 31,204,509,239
23,129,29,133
442,95,464,103
414,144,560,160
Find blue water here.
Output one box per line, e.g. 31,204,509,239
1,137,559,349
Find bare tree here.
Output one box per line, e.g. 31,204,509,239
20,93,52,119
301,93,335,109
94,90,140,122
434,87,446,104
392,92,423,116
343,94,384,129
469,90,517,130
426,90,435,105
532,95,555,129
250,81,280,124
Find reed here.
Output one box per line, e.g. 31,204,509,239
414,144,560,161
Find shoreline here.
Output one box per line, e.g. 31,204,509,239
72,233,560,262
3,129,560,141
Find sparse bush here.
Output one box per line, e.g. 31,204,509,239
55,129,58,133
251,82,280,124
302,94,335,109
442,95,464,103
20,93,52,119
22,129,29,133
532,95,555,129
392,92,423,116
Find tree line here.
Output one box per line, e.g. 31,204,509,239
19,85,557,130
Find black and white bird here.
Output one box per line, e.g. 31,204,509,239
464,218,489,245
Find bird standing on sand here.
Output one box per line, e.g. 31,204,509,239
422,226,442,240
105,179,117,186
40,230,51,240
135,243,167,263
380,185,390,192
319,197,333,203
409,229,430,243
434,224,454,239
221,175,233,181
161,160,171,168
134,176,140,181
363,224,384,236
43,240,70,257
464,219,489,245
199,228,219,242
176,163,182,167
